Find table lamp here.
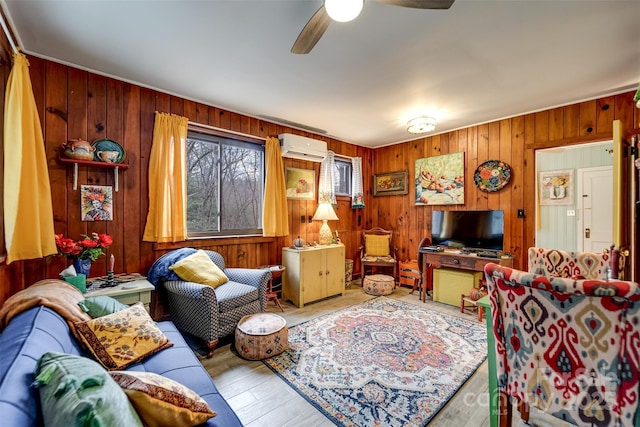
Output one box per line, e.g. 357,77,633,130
312,203,339,245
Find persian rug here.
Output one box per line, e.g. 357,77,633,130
263,297,487,427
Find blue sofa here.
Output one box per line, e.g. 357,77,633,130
0,305,243,426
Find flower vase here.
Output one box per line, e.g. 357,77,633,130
73,258,92,278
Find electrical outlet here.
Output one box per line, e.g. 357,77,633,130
308,215,313,223
300,215,305,223
567,210,576,217
517,209,525,218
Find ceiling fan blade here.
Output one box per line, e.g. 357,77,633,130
291,6,331,54
377,0,454,9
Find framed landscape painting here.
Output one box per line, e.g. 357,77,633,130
285,167,316,200
415,153,465,205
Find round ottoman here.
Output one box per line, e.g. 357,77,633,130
363,274,395,295
235,313,288,360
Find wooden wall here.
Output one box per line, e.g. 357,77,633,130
1,50,638,313
370,92,640,271
0,54,373,314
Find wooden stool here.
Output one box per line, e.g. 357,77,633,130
363,274,395,295
235,313,288,360
259,265,285,312
460,294,485,322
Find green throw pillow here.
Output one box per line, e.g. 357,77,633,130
33,352,143,427
78,296,129,318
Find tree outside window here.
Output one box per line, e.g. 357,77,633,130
186,131,264,236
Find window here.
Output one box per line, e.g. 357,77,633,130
186,130,264,236
334,159,352,196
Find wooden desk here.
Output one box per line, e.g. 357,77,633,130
419,250,513,302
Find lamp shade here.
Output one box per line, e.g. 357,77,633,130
312,203,339,221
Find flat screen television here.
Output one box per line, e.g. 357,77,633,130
431,210,504,252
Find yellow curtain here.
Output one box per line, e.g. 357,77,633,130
262,136,289,236
3,52,56,264
142,112,189,242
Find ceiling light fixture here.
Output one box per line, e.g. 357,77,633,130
407,116,437,134
324,0,364,22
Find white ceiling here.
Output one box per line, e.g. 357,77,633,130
2,0,639,147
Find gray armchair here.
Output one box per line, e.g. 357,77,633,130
149,248,271,357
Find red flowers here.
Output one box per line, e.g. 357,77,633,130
55,232,112,261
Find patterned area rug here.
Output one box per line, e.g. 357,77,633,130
263,297,487,427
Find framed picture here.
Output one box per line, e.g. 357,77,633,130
373,171,408,196
285,167,316,200
81,185,113,221
415,152,465,205
539,169,573,206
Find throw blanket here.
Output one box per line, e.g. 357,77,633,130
147,247,197,286
0,279,91,333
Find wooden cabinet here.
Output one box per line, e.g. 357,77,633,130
282,245,345,308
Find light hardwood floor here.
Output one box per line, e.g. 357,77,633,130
200,284,565,427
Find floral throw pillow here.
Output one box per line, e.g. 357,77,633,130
75,302,173,370
110,371,216,427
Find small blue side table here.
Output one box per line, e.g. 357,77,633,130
477,295,498,427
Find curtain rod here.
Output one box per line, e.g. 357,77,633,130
0,11,18,55
188,121,266,142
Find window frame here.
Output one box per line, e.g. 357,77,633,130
185,126,265,238
334,158,353,197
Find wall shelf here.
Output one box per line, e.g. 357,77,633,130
58,155,129,191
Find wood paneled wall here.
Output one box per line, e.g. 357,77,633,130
0,54,373,312
370,92,640,271
1,50,638,311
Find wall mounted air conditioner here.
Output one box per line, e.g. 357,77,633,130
279,133,327,163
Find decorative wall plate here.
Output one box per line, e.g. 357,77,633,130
474,160,511,192
92,139,125,163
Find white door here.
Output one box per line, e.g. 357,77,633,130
578,166,613,252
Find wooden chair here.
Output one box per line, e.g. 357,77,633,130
359,228,398,283
415,236,432,301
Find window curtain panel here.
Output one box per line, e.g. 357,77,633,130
351,157,365,208
262,136,289,236
3,52,56,263
142,112,189,242
318,150,337,204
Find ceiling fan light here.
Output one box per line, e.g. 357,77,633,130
407,116,437,134
325,0,364,22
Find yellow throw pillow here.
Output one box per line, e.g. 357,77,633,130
365,234,391,257
75,303,173,370
169,250,229,288
109,371,216,427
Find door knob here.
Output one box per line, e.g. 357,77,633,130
585,228,591,238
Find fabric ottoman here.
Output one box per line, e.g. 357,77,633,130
363,274,395,295
235,313,288,360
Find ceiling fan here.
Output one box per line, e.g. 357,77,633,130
291,0,455,54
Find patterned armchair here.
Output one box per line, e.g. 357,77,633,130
148,248,271,357
484,263,640,427
527,247,610,279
